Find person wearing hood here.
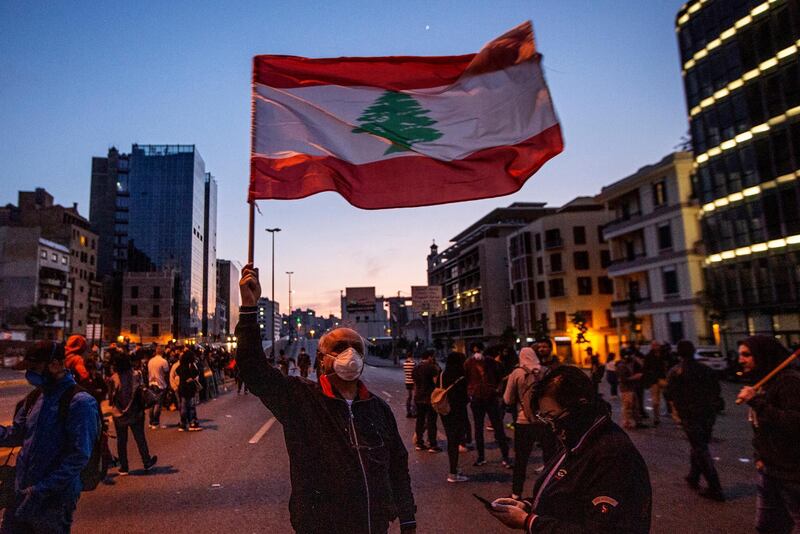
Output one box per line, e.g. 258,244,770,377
0,341,99,533
64,334,90,385
504,347,544,499
532,337,561,463
236,264,416,534
440,351,469,483
736,335,800,533
489,365,652,533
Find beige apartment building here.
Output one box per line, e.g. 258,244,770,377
598,152,710,346
507,197,617,364
120,270,178,345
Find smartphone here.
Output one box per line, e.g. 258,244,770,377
472,493,495,511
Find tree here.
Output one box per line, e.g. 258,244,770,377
352,91,443,154
569,312,590,346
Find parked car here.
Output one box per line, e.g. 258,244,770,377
694,346,728,376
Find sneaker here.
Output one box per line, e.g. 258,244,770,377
486,426,494,431
148,424,158,430
533,464,545,474
427,446,443,453
501,458,514,469
118,470,129,476
458,445,469,453
473,459,487,466
143,455,158,470
415,444,428,451
178,426,187,432
447,473,469,483
189,425,203,432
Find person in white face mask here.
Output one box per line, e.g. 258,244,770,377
235,264,416,534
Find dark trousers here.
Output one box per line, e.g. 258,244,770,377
1,495,76,534
415,403,438,447
756,472,800,533
512,423,539,496
470,398,509,460
113,416,151,472
683,416,722,491
607,371,618,396
180,395,197,428
442,406,468,474
405,385,415,415
148,389,164,426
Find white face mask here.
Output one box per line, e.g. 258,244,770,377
332,347,364,382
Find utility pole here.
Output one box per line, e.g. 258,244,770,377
266,228,281,354
286,271,294,313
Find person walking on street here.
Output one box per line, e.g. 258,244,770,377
176,351,203,431
236,264,416,533
147,345,169,429
108,353,158,476
588,349,605,397
504,347,543,499
0,341,100,533
465,343,512,468
665,340,725,502
489,366,652,533
412,349,441,452
403,350,416,418
440,351,469,483
736,335,800,533
297,347,311,378
617,349,646,429
532,337,561,463
169,352,182,410
644,341,669,426
64,334,90,386
605,353,618,398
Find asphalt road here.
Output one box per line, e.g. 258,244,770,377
0,358,758,533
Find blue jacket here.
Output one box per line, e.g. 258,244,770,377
0,373,99,503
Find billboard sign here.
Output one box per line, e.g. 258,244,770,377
411,285,443,314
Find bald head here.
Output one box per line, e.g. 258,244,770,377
318,327,365,357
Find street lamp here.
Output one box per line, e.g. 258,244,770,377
286,271,294,314
265,227,281,352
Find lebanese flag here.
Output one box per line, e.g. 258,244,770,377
250,21,563,209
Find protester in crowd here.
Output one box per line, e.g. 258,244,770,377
605,353,618,399
169,350,182,411
587,348,605,396
412,348,441,452
465,342,512,468
532,337,561,463
489,345,513,431
664,340,724,502
277,349,290,376
440,351,469,483
108,352,158,476
297,347,311,378
403,350,416,418
643,341,669,426
489,366,652,533
617,348,646,429
63,334,90,388
631,345,648,421
147,345,170,429
736,335,800,533
236,264,416,533
504,347,543,499
176,350,203,431
0,341,100,533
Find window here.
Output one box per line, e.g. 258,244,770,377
130,323,138,334
151,324,160,337
577,277,593,295
555,312,567,331
663,266,679,296
657,223,673,251
131,286,139,298
61,255,68,265
574,251,590,270
549,278,565,297
600,250,611,268
41,251,47,259
152,305,160,318
131,304,138,316
573,226,586,245
534,233,542,251
536,281,546,299
668,312,684,344
550,253,563,273
545,229,561,248
536,257,543,275
652,180,667,207
598,276,614,294
51,253,57,262
153,286,161,299
605,309,616,328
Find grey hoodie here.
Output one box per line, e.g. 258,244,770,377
503,347,541,424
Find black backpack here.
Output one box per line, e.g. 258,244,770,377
18,385,105,491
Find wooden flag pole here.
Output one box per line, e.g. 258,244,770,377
736,348,800,404
248,201,255,265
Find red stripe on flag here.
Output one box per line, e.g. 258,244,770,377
254,21,537,90
248,124,563,209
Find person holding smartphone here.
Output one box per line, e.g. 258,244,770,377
488,366,651,533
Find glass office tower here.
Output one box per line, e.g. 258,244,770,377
676,0,800,348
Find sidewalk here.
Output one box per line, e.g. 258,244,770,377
365,354,402,369
0,368,25,386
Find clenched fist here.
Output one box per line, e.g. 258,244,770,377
240,263,262,307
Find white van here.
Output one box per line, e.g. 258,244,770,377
694,346,727,375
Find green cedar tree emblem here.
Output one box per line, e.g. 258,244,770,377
352,90,443,155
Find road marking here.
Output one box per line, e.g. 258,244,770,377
248,417,277,444
381,390,392,398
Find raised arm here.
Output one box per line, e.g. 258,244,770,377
235,264,292,422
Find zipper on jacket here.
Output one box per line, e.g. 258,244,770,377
348,402,372,534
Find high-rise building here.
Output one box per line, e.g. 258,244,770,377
676,1,800,349
216,259,240,335
257,298,281,344
341,287,389,340
598,153,709,347
426,203,554,352
507,197,616,364
90,145,217,339
0,188,100,335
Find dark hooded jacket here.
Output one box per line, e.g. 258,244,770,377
235,307,416,534
740,335,800,481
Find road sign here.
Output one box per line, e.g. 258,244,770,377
411,286,443,314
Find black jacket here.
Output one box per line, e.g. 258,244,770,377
664,360,720,420
235,308,416,533
524,415,652,533
746,368,800,481
411,360,439,404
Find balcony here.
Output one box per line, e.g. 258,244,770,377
544,238,563,250
40,278,66,288
39,298,67,307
